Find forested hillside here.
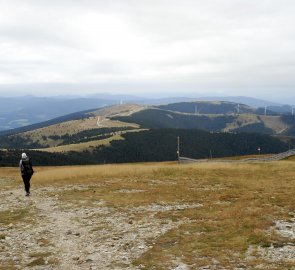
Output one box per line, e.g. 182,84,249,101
113,108,236,130
113,107,295,135
0,129,290,166
1,102,295,165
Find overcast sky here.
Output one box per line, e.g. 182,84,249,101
0,0,295,102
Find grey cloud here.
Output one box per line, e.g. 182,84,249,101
0,0,295,100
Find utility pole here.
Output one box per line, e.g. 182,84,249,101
264,106,267,116
195,105,198,114
177,136,180,163
237,104,240,114
209,149,213,160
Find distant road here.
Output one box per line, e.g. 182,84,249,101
97,116,107,127
179,149,295,164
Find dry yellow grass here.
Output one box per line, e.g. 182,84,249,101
35,134,124,153
219,153,273,160
21,118,138,147
283,155,295,161
222,114,289,134
1,161,295,269
91,104,145,117
34,129,147,152
32,129,146,153
0,208,31,225
259,115,289,134
223,114,260,132
30,161,176,185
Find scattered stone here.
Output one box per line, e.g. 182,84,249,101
275,219,295,239
173,264,189,270
247,215,295,264
0,186,194,269
13,256,19,262
116,189,146,193
212,258,220,265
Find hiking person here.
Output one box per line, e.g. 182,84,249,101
19,153,34,196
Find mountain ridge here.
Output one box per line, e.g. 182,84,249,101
1,95,294,131
1,101,295,153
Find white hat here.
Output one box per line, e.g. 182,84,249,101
21,153,28,159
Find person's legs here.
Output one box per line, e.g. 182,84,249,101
22,175,31,195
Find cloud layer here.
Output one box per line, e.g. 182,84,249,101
0,0,295,100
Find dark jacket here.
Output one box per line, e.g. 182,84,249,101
19,158,34,176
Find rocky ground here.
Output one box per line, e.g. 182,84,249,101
0,182,294,269
0,185,201,270
247,217,295,265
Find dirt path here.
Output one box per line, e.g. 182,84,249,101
2,182,293,269
0,185,195,269
33,189,86,270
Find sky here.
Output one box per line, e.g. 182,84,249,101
0,0,295,102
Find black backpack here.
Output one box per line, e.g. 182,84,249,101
21,159,33,175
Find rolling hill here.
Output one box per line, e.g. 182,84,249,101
0,104,144,149
157,101,257,114
112,102,295,136
1,100,295,166
1,95,294,131
1,101,295,150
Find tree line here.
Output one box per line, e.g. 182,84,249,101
0,129,291,166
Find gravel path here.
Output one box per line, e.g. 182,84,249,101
2,184,293,269
0,186,194,269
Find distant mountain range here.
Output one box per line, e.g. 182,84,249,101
1,100,295,148
0,96,118,131
1,99,295,166
0,94,294,131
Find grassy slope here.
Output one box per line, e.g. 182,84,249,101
283,155,295,161
36,134,124,153
3,104,143,148
1,161,295,269
21,117,138,147
35,129,147,153
2,104,294,151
